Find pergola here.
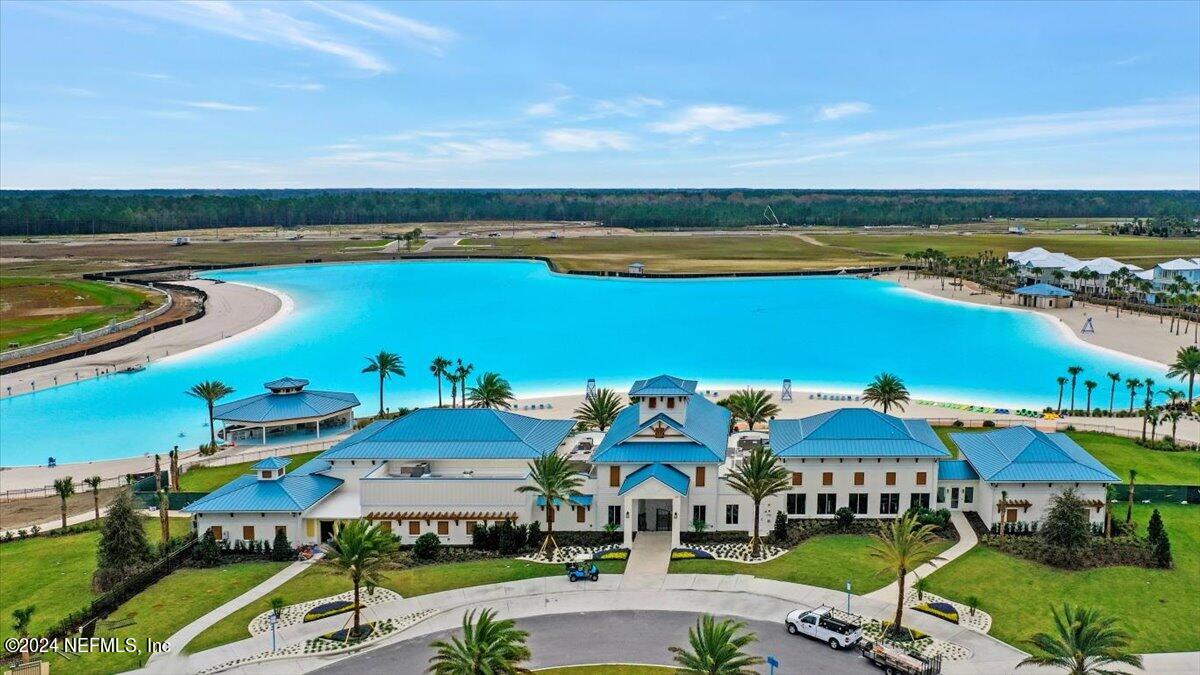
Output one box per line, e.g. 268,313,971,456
213,377,359,446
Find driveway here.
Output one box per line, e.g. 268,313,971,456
311,610,875,674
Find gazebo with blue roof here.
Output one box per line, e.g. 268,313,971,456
1013,283,1074,309
214,377,360,446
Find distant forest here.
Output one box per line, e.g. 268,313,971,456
1,189,1198,236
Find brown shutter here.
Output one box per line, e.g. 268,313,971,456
242,525,254,541
886,472,896,486
916,471,927,486
211,526,223,540
854,471,865,486
822,472,833,486
577,505,586,522
466,521,477,535
610,466,621,487
695,466,706,487
437,521,449,535
792,472,803,486
378,521,392,533
408,521,420,535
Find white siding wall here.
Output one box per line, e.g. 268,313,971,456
776,457,940,518
976,482,1109,529
193,512,302,546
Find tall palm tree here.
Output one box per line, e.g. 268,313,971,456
516,452,583,555
1083,380,1097,416
997,489,1009,542
725,446,791,558
429,356,453,408
362,350,405,417
186,380,235,449
322,519,398,637
1165,408,1184,444
722,388,782,431
862,373,910,415
1055,376,1068,414
53,476,74,528
157,488,170,543
1125,378,1142,413
1066,366,1084,412
669,615,764,675
573,388,624,431
1125,469,1137,524
1106,372,1120,415
83,475,103,520
867,513,945,639
10,606,34,663
428,608,531,675
1167,346,1200,403
1017,604,1142,675
467,372,516,410
454,360,475,408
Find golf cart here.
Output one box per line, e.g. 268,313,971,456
565,555,599,582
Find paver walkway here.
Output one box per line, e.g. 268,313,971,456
865,510,978,601
619,531,671,590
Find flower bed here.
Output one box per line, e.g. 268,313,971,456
981,533,1154,569
670,547,714,560
903,588,991,634
520,544,623,563
318,622,377,643
303,600,357,623
248,587,402,635
675,542,786,563
862,620,971,661
912,601,958,624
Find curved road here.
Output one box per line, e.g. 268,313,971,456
313,610,875,674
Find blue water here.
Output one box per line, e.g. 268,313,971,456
0,260,1164,466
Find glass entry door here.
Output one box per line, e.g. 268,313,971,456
950,487,960,509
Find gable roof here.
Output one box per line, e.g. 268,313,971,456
951,426,1118,482
618,463,690,496
1064,257,1141,275
1014,283,1073,298
319,408,576,460
770,408,951,458
1158,258,1200,271
592,395,730,463
183,472,343,513
252,456,292,470
213,389,359,423
629,374,699,397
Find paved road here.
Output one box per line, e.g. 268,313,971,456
313,610,875,674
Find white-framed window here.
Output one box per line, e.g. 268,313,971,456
692,505,707,525
725,504,739,525
607,505,621,526
964,487,975,504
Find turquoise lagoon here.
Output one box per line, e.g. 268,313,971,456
0,260,1164,466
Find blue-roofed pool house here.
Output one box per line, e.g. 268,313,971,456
185,373,1118,548
214,377,360,446
1013,283,1074,309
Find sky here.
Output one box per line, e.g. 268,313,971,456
1,1,1198,190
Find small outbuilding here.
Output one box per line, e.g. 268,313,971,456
214,377,359,446
1013,283,1073,309
628,262,645,275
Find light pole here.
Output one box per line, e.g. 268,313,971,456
845,579,853,614
269,612,278,651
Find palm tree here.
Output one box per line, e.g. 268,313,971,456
997,489,1009,542
1146,407,1161,442
322,519,398,637
53,476,74,528
722,388,782,431
725,446,791,558
467,372,516,410
1124,378,1141,413
1106,372,1120,415
428,608,531,675
83,475,103,520
862,372,910,415
362,350,405,417
573,388,624,431
454,360,475,408
1165,408,1184,444
10,606,34,663
1055,376,1068,414
868,513,945,639
429,356,453,407
1082,380,1097,416
1017,604,1142,675
516,452,583,555
157,488,170,543
186,380,235,449
669,615,764,675
1066,366,1084,413
1167,346,1200,403
1125,469,1137,524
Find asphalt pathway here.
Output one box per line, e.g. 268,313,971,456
312,610,875,674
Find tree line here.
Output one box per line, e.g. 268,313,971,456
2,188,1197,235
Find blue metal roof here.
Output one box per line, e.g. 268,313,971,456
1014,283,1073,298
629,374,699,397
183,472,343,513
265,377,310,389
213,389,359,423
321,408,576,460
536,495,594,507
951,427,1118,483
592,395,730,464
937,459,979,481
770,409,951,458
252,456,292,470
618,463,690,496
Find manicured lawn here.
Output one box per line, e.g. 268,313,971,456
668,533,953,594
45,561,287,675
537,666,673,674
0,276,162,348
1064,431,1200,486
178,451,323,492
814,233,1199,265
925,503,1200,653
187,557,627,654
0,517,191,643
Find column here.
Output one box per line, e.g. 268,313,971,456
671,495,681,548
262,426,267,444
316,419,321,438
623,496,634,548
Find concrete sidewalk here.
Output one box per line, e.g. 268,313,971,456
866,510,979,602
620,531,671,590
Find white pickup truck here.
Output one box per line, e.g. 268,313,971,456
784,606,864,650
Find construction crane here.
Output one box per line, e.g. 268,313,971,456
763,205,788,228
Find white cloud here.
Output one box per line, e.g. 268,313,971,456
817,101,872,121
588,95,666,119
134,72,171,80
182,100,259,112
525,101,560,117
729,151,847,169
47,86,99,97
269,82,325,91
304,1,457,55
145,110,200,120
542,128,634,152
650,105,782,134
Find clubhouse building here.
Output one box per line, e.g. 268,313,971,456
184,374,1118,547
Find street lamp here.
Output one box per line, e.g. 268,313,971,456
845,579,853,614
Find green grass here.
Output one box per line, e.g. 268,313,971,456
813,232,1199,265
537,666,674,674
668,533,952,594
0,517,191,643
178,451,323,492
45,561,287,675
925,503,1200,653
187,557,627,654
0,277,161,348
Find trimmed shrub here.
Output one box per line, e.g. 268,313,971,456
772,511,788,543
412,532,441,560
1041,488,1090,551
272,527,293,561
834,507,855,529
1155,531,1173,569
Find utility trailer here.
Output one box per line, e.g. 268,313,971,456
860,639,942,675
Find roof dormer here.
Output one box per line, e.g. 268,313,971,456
253,456,292,480
264,377,309,395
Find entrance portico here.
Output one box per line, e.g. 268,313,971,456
619,463,688,548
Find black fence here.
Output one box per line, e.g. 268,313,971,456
1111,484,1200,504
